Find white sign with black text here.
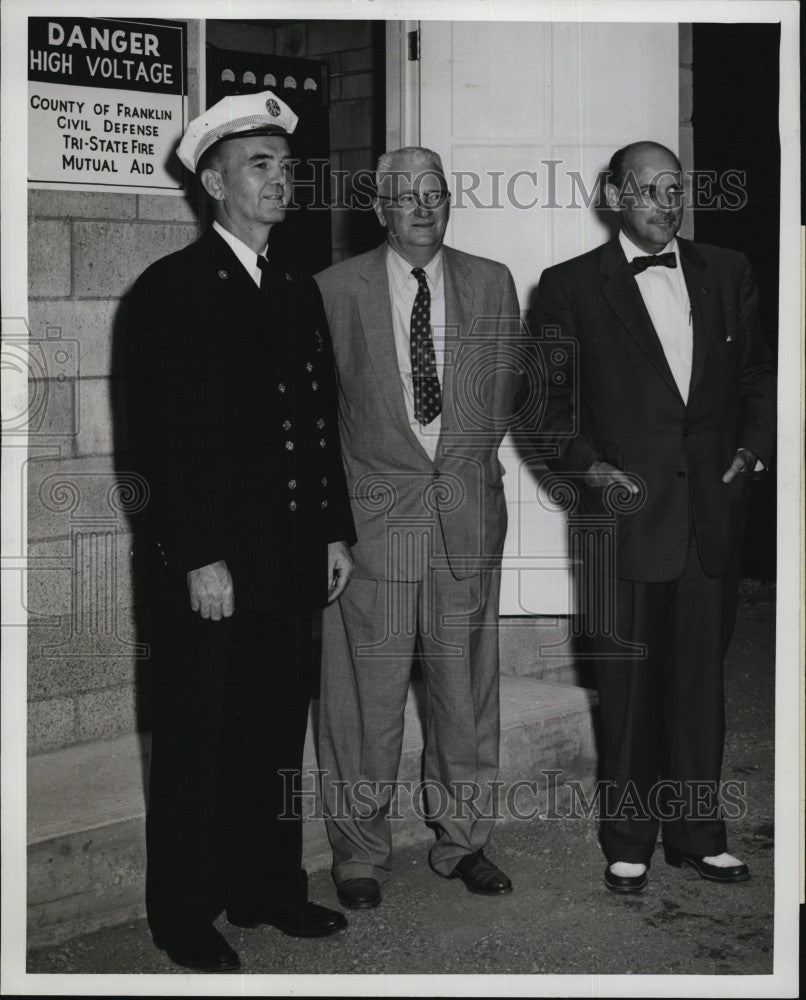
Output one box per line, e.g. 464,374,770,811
28,16,188,194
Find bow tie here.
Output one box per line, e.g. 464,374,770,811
630,252,677,274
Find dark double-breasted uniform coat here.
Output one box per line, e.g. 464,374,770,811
125,227,354,939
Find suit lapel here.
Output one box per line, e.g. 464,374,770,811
678,237,713,398
356,245,429,457
202,228,294,351
200,228,266,323
438,246,473,450
600,237,683,402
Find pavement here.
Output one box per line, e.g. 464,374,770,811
26,583,779,980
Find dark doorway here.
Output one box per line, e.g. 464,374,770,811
205,19,386,270
692,23,780,581
205,42,333,276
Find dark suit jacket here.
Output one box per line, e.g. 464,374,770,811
528,236,776,582
125,227,355,611
315,243,524,582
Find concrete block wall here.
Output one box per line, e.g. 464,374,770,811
26,19,203,757
27,17,382,759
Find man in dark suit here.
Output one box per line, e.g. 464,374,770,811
529,141,775,894
125,91,355,971
314,147,525,909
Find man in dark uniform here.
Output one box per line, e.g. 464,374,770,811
125,91,355,972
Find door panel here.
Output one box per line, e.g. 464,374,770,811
418,20,679,613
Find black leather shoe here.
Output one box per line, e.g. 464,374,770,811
227,901,347,938
604,864,648,894
664,848,750,883
448,850,513,895
337,877,381,909
153,926,240,972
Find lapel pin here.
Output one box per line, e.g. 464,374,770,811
285,272,292,282
218,270,229,280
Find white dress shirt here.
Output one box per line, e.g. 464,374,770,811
621,230,761,470
620,230,692,403
213,219,268,287
385,245,446,460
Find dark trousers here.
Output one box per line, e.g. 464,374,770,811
145,606,313,940
593,535,738,865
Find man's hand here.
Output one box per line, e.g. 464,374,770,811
187,559,234,620
327,541,354,604
584,460,639,494
722,448,758,484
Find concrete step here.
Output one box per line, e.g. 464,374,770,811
498,616,594,687
27,676,598,947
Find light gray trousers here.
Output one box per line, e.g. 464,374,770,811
318,561,503,883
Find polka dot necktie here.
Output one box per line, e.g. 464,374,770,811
410,267,442,425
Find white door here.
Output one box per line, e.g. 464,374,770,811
393,19,679,613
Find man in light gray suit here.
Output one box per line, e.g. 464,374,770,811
315,146,526,909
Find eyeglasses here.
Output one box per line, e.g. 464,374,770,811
619,184,685,210
378,189,449,210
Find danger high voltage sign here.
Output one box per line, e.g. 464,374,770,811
28,17,188,193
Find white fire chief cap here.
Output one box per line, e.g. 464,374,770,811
177,90,299,173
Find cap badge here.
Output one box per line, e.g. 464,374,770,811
218,270,228,280
266,98,281,117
